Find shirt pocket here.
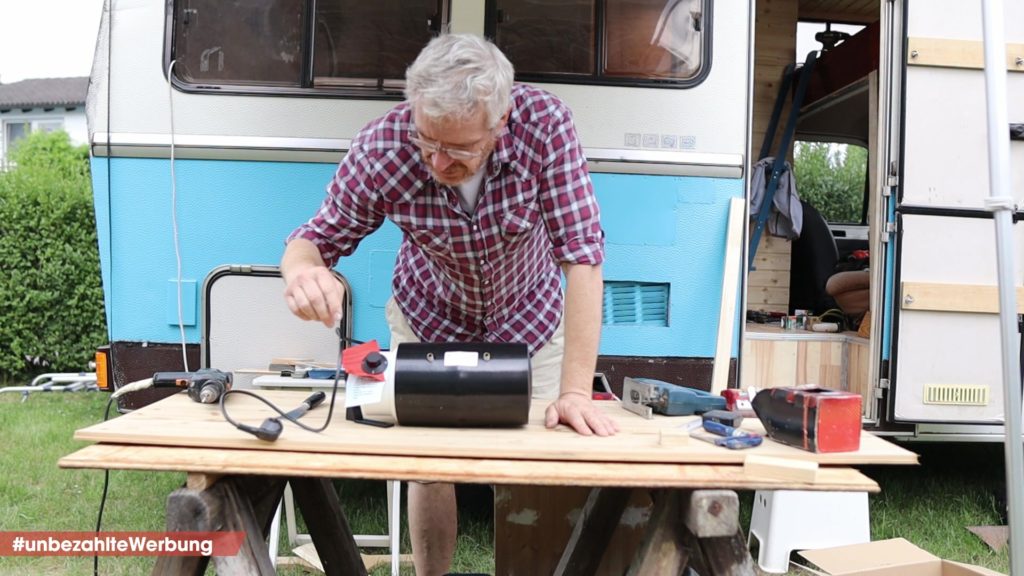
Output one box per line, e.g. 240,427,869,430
409,227,453,261
501,204,540,242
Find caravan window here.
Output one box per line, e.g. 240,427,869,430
169,0,707,95
170,0,442,95
490,0,710,87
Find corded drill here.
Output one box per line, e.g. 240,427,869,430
152,369,232,403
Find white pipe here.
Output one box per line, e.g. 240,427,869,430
979,1,1024,573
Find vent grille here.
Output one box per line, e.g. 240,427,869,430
602,282,669,326
922,384,990,406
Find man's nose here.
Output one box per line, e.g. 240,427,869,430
431,150,455,172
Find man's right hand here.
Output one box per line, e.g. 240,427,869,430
284,266,345,327
281,239,344,328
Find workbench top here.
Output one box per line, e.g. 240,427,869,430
72,390,917,467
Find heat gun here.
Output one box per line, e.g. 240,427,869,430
153,369,232,404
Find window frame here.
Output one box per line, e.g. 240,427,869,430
163,0,449,99
484,0,713,89
2,118,66,169
164,0,712,97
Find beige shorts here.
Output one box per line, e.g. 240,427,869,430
385,297,563,400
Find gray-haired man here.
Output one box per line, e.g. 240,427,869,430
281,33,616,575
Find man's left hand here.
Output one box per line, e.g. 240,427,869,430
544,391,619,436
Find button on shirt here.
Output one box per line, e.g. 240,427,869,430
287,85,604,355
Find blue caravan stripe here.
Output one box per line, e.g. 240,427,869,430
593,173,743,358
93,157,742,358
90,159,113,332
95,157,401,345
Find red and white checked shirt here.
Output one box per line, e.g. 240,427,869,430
288,85,604,355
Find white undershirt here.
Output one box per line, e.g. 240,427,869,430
456,169,486,214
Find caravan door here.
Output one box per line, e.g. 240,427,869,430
890,0,1024,431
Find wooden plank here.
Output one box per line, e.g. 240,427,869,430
553,488,633,576
901,281,1024,314
186,472,221,492
712,197,746,395
848,340,872,402
749,251,791,271
748,269,791,288
742,339,799,388
908,37,1024,72
697,530,757,576
68,391,919,466
625,490,688,576
289,477,367,576
744,455,820,483
752,0,798,161
495,486,651,576
684,490,738,538
61,445,889,491
154,476,283,576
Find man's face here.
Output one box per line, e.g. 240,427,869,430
411,106,501,186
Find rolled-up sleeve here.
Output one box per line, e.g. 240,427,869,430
286,143,386,268
538,108,604,265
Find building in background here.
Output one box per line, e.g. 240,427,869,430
0,77,88,170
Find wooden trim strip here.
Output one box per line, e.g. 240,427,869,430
907,37,1024,72
901,281,1024,314
60,444,882,492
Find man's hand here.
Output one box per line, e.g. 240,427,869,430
282,238,345,327
544,391,619,436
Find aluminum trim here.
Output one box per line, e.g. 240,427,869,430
91,133,745,173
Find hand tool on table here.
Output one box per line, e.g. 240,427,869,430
701,409,744,428
152,369,233,403
691,418,764,450
622,377,726,419
112,369,233,403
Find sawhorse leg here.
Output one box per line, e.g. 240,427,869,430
554,487,756,576
153,474,286,576
153,474,366,576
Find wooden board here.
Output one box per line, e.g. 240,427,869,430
712,197,746,395
743,324,874,416
901,281,1024,314
495,486,652,576
907,37,1024,72
72,390,918,466
59,444,881,492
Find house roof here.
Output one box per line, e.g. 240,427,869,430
0,77,89,111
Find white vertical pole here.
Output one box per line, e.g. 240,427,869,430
979,1,1024,573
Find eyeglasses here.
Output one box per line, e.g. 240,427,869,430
409,130,493,162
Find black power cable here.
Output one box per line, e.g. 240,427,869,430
93,395,116,576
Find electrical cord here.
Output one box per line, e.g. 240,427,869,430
93,394,116,576
166,59,189,372
218,319,357,438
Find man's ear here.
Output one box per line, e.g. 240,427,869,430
495,108,511,130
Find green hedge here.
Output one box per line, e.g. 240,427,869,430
0,131,107,379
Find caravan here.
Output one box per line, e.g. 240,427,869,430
88,0,1023,440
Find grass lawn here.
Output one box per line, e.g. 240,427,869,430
0,392,1013,575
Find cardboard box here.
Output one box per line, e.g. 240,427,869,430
797,538,1006,576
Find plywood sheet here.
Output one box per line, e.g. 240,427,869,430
73,390,918,466
59,444,881,491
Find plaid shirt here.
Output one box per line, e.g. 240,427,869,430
288,85,604,354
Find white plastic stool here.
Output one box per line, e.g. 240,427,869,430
747,490,870,573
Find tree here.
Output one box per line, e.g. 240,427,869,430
793,141,867,223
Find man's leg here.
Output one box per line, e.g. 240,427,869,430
529,314,565,400
385,298,458,575
408,482,458,576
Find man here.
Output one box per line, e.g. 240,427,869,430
281,33,617,576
